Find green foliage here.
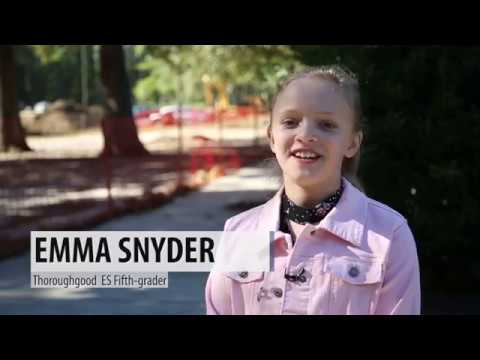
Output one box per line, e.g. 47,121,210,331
133,51,203,105
132,45,300,106
18,45,300,108
31,45,71,64
16,45,105,106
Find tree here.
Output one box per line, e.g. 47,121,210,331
32,45,148,157
99,45,148,156
133,45,300,107
0,45,31,152
26,45,104,105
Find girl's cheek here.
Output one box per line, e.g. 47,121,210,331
272,131,290,147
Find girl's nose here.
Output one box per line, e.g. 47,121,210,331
296,121,318,143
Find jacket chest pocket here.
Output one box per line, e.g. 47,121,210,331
325,256,384,315
224,271,265,314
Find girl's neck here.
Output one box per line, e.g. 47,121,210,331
284,177,342,208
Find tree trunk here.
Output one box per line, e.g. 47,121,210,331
0,45,31,152
99,45,148,157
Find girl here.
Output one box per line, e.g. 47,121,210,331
205,65,421,315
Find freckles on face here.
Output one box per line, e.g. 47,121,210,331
269,77,357,186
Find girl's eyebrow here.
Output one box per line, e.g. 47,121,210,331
278,109,300,116
311,111,334,116
278,109,334,117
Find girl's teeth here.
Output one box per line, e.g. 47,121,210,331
294,152,319,159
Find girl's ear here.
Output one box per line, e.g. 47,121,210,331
345,131,363,158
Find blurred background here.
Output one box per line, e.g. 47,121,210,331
0,45,479,314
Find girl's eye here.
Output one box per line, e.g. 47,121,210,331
318,120,336,130
282,118,298,128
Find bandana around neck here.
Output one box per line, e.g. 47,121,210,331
280,180,344,226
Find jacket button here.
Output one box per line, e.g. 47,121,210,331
271,287,283,298
257,287,268,302
239,271,248,279
348,266,359,278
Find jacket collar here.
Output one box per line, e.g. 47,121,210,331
259,178,367,247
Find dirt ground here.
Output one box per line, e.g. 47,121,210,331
0,116,272,259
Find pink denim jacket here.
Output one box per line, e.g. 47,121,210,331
205,178,421,315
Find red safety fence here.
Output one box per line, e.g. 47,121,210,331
0,138,272,259
134,105,266,128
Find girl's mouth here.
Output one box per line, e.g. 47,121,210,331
290,150,322,162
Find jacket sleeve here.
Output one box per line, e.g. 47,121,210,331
205,219,232,315
374,221,421,315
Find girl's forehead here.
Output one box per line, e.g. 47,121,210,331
274,77,349,115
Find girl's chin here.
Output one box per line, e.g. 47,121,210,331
284,172,325,187
293,165,323,178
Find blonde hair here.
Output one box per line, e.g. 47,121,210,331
267,65,365,191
